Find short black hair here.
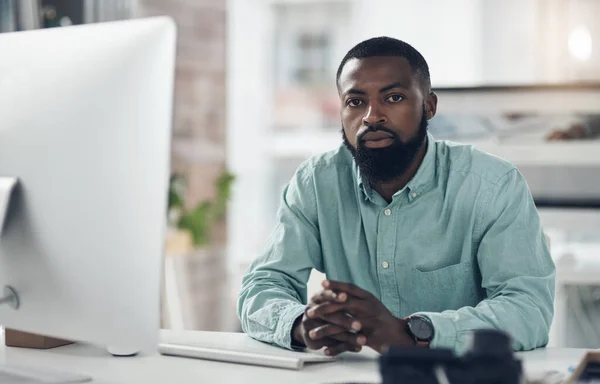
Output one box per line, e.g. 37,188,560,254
336,36,431,92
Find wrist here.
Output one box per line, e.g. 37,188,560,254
405,315,434,348
291,314,305,347
396,317,415,346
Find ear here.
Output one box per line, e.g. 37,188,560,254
425,92,438,120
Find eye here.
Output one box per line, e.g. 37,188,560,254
386,94,404,103
346,98,363,107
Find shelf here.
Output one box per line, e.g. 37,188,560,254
472,141,600,166
266,130,600,166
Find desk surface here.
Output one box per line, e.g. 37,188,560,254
0,330,592,384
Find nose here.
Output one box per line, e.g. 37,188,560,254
362,103,387,126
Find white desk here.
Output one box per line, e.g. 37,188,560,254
0,330,593,384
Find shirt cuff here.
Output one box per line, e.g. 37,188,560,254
412,311,458,350
275,302,306,350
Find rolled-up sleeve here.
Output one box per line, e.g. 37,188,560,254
415,169,555,352
237,164,323,349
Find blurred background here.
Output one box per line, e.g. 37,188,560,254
2,0,600,348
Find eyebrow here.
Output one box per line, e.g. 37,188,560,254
343,81,409,97
379,81,409,93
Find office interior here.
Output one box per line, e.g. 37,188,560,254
1,0,600,380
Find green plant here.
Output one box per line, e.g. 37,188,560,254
168,170,235,247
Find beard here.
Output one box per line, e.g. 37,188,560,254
342,105,428,185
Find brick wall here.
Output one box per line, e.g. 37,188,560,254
136,0,227,230
136,0,234,331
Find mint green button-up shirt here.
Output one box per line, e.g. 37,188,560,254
237,134,555,352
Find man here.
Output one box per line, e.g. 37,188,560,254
237,37,555,356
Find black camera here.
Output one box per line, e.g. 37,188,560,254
380,329,523,384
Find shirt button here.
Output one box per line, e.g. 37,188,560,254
412,192,418,198
382,261,389,269
384,209,392,216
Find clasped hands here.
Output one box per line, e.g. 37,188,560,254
292,280,415,356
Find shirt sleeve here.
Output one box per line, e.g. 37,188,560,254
236,164,323,349
414,168,556,352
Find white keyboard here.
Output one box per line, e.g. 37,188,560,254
159,332,335,370
0,365,91,383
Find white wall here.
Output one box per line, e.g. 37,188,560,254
480,0,540,84
350,0,484,87
349,0,582,87
565,0,600,82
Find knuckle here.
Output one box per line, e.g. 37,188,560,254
338,344,353,353
310,291,325,303
342,316,355,329
320,304,336,316
335,333,351,343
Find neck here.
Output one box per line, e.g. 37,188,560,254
371,139,427,203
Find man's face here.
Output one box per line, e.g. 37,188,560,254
338,56,436,184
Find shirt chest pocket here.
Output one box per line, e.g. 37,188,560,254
398,262,481,313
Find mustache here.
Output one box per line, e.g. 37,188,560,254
357,124,399,143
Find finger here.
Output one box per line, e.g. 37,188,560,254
308,299,373,320
340,315,379,331
306,302,346,319
302,314,326,328
306,327,367,350
302,317,326,336
335,296,376,318
304,337,332,350
320,312,362,332
307,308,379,335
302,318,331,350
308,323,347,340
324,341,361,356
305,334,353,351
310,289,342,305
306,301,380,333
322,280,374,300
310,290,348,305
305,304,324,320
329,331,368,347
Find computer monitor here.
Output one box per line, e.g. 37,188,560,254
0,17,176,354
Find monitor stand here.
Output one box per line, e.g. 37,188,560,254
0,283,71,350
5,328,73,349
2,328,89,383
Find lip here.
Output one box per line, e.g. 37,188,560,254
360,131,395,148
362,137,394,148
361,131,394,141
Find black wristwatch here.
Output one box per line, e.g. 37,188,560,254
406,315,434,347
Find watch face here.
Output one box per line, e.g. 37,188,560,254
409,317,433,341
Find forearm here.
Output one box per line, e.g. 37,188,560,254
291,313,305,347
237,164,324,349
415,275,554,352
237,272,307,349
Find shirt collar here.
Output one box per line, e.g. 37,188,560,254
355,132,437,202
